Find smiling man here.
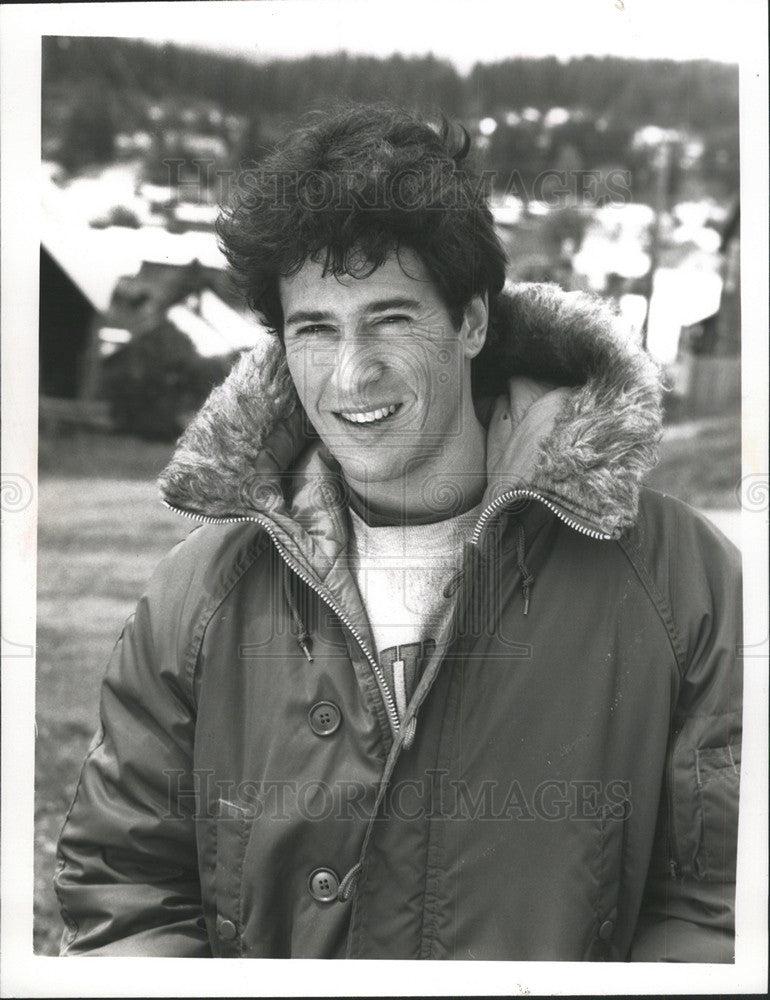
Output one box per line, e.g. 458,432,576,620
281,249,489,521
56,104,742,962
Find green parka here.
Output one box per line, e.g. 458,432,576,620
55,284,742,961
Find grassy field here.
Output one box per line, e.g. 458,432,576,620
646,413,742,510
33,416,741,954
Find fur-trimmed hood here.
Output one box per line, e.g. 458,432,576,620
159,283,663,547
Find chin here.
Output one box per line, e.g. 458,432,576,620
334,455,404,487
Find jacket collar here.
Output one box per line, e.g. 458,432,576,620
159,282,663,550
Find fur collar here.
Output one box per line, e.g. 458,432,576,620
159,283,663,541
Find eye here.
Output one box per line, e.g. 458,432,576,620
375,314,410,326
294,323,335,337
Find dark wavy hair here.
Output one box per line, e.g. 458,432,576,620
216,102,508,336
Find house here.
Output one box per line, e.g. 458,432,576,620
98,259,264,360
40,192,267,416
39,245,99,400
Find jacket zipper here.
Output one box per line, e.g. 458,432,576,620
162,502,402,735
471,488,611,545
165,486,608,736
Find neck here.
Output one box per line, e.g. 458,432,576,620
344,414,488,526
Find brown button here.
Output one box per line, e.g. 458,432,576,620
308,867,339,902
598,919,614,940
218,918,237,940
308,701,341,736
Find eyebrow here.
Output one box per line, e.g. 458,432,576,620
284,297,422,327
284,309,333,326
363,297,422,314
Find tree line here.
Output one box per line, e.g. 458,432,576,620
43,36,737,130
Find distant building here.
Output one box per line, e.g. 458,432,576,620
88,259,265,399
40,203,266,404
39,246,98,399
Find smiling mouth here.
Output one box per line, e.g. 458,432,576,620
335,403,402,425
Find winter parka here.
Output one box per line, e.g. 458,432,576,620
55,284,742,962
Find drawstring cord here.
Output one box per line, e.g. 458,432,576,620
402,716,417,750
514,522,535,615
442,538,486,600
443,523,535,616
281,561,313,661
337,861,362,901
442,568,465,599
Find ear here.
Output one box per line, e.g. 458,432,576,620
460,292,488,360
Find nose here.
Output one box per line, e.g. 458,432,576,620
327,336,386,405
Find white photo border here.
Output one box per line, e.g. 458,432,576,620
1,2,767,995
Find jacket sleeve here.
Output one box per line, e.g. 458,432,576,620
629,500,742,963
55,536,211,956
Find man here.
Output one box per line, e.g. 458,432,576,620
56,104,742,961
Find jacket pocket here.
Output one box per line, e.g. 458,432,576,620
695,744,740,881
213,798,251,957
586,800,628,961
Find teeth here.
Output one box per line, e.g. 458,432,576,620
339,404,398,424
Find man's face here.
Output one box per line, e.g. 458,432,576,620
280,249,485,493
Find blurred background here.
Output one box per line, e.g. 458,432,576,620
36,28,741,953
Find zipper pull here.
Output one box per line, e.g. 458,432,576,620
393,658,408,720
